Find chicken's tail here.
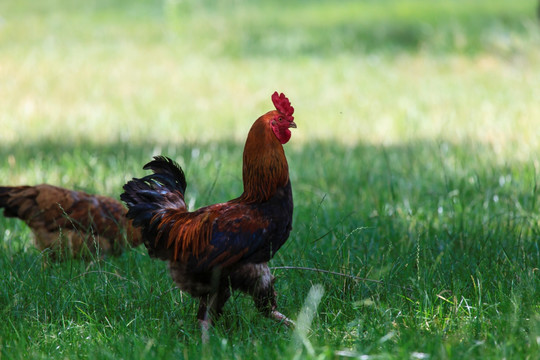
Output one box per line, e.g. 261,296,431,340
0,186,33,219
121,156,187,255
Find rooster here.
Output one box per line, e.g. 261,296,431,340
0,184,142,260
121,92,296,335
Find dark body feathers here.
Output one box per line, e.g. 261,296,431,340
122,156,292,272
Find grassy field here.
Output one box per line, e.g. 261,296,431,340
1,0,540,358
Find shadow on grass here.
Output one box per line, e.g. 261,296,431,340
1,137,538,283
172,0,537,57
230,14,534,57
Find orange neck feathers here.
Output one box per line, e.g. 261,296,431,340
239,112,290,203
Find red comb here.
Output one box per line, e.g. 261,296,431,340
271,91,294,122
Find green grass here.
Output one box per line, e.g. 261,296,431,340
1,0,540,359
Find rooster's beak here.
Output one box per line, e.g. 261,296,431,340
289,121,297,128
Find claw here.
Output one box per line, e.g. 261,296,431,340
199,319,210,343
271,310,295,328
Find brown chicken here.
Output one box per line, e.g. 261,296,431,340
0,184,142,260
121,92,296,337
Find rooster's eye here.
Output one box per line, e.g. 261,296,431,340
278,117,283,122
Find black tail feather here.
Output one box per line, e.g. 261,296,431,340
121,156,188,243
0,186,13,216
0,186,9,205
0,186,26,218
142,155,187,194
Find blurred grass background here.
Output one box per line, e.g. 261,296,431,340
1,0,539,150
1,0,540,359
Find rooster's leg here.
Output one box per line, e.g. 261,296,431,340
231,263,294,327
197,288,231,342
252,280,295,327
197,300,211,343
